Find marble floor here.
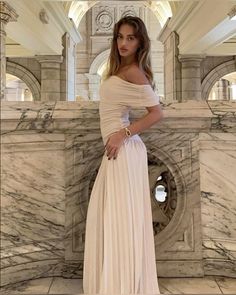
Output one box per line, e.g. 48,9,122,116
0,276,236,295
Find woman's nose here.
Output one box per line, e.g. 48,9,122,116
121,39,127,45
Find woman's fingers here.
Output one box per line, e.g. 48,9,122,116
106,142,118,155
113,148,119,160
105,132,124,160
106,146,117,159
106,146,114,156
106,146,120,160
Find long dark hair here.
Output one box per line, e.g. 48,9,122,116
104,15,156,90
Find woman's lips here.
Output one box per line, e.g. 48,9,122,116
120,49,128,52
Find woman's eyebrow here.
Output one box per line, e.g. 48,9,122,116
117,33,135,37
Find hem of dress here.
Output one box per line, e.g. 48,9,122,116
82,292,161,295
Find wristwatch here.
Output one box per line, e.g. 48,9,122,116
124,127,132,137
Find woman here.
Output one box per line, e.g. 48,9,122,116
83,15,164,294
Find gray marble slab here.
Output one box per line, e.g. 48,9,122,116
1,100,236,287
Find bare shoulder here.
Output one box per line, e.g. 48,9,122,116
124,65,150,85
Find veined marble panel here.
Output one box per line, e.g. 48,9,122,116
1,100,236,287
199,133,236,277
1,133,66,286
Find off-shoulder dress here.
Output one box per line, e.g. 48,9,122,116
83,75,161,295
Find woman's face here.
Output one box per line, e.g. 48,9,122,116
116,24,140,58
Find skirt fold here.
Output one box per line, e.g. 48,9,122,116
83,135,160,295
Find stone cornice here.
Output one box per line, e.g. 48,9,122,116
1,101,236,134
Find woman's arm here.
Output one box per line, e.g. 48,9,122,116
105,105,163,160
122,104,163,137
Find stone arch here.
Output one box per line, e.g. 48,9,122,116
89,49,110,75
201,60,236,100
85,49,110,100
6,61,41,101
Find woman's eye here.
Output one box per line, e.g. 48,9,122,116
117,36,134,40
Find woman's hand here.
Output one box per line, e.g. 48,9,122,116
105,129,126,160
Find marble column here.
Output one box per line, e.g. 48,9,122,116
230,82,236,100
178,54,205,101
0,1,18,101
36,55,63,101
217,79,230,100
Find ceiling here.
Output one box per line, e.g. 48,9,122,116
4,0,236,57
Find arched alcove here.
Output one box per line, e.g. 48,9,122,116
201,60,236,101
208,74,236,101
6,73,33,101
89,49,110,76
6,61,41,101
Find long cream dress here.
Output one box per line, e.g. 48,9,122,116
83,75,161,295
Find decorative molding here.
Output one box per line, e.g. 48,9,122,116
35,55,63,64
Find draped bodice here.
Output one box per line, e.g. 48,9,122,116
99,75,160,145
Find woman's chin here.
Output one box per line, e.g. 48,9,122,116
119,51,129,55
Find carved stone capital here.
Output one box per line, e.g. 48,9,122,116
35,55,63,64
178,54,206,63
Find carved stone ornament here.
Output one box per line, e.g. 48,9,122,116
96,8,113,32
121,9,137,18
120,5,139,18
92,5,115,34
39,8,49,24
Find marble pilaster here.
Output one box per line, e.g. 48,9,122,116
0,1,18,101
158,26,181,102
61,33,77,101
179,54,205,101
36,55,63,101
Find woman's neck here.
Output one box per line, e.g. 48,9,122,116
120,55,138,67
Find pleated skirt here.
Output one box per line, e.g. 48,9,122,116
83,134,161,295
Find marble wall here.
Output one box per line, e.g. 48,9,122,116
1,100,236,287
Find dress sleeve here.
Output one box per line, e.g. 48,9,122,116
140,85,160,107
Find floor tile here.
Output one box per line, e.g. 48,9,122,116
215,276,236,294
1,276,236,295
0,277,53,294
158,276,222,294
49,277,83,294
